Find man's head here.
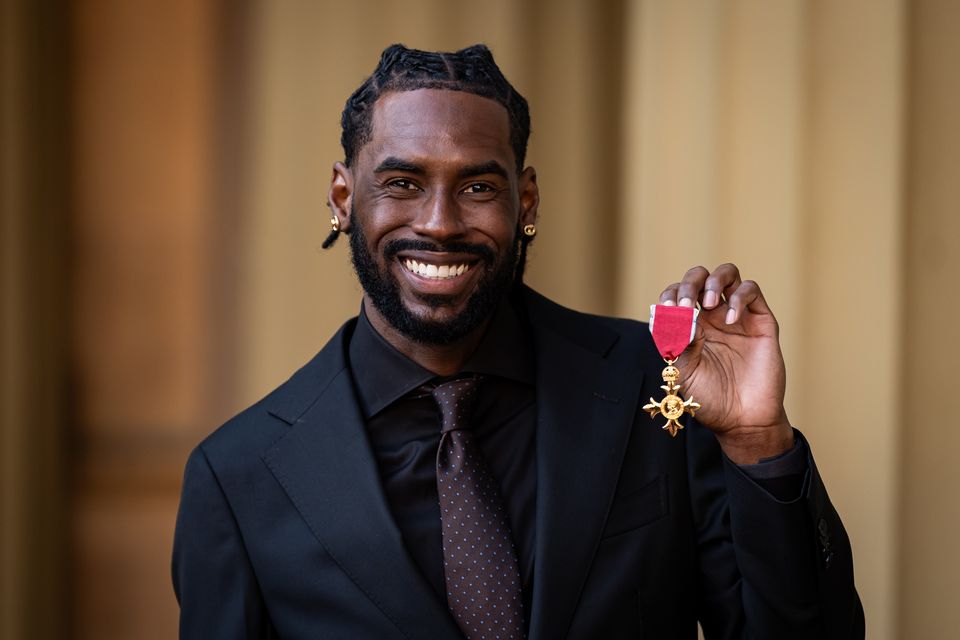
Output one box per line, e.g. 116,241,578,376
328,45,539,347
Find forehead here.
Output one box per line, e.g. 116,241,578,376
363,88,514,171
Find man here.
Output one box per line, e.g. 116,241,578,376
173,44,864,639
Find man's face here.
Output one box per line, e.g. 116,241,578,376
335,89,538,344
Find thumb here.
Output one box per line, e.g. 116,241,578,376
674,322,705,373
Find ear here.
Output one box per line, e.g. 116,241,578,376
518,166,539,229
328,161,353,232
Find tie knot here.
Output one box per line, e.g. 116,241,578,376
431,377,481,434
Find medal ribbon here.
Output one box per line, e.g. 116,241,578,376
648,304,698,361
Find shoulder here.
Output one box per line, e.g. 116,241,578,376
193,317,358,472
519,286,661,365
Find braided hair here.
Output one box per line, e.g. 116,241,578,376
341,43,530,169
324,43,534,258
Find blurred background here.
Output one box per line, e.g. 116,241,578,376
2,0,958,638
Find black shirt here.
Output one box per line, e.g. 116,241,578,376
348,301,537,621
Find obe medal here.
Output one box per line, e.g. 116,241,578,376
643,304,701,437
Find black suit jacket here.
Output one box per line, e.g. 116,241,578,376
173,287,864,639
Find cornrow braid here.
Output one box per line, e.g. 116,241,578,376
340,43,530,171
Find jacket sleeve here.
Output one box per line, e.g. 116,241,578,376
172,446,277,639
688,425,865,639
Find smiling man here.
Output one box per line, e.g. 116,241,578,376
173,45,864,639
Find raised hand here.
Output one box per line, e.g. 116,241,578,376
657,264,794,463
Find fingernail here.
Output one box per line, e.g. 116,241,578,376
679,297,693,308
725,308,736,324
704,290,718,308
662,300,676,306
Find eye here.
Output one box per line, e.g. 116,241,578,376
386,178,419,191
463,182,494,194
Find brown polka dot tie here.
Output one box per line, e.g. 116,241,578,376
432,377,525,640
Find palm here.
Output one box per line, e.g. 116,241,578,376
675,304,786,436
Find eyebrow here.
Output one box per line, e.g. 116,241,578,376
457,161,510,181
373,157,425,175
372,156,510,181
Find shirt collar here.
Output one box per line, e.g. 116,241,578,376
348,298,535,419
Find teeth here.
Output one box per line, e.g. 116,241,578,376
402,259,472,280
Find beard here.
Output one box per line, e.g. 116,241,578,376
348,210,520,345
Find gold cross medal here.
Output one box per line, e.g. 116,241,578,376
643,304,701,437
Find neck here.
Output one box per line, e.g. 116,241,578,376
362,297,493,377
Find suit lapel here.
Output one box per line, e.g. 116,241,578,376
524,293,644,640
261,327,462,640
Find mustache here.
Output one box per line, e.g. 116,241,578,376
383,239,494,264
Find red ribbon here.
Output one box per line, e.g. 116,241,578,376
650,305,697,361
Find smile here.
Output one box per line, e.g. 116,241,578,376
402,259,472,280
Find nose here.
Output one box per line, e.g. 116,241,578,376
409,189,467,242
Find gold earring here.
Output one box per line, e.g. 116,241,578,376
522,224,537,237
331,216,340,232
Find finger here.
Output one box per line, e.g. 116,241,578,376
725,279,774,324
658,283,682,306
703,263,741,309
676,266,710,308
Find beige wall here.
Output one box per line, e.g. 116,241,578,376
3,1,959,638
900,1,960,637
